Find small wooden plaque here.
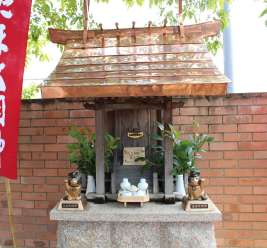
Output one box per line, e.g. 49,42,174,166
183,198,215,212
58,198,84,211
123,147,145,166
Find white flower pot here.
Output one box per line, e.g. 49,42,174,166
86,175,96,196
175,175,186,197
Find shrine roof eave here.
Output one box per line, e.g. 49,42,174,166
48,21,221,45
41,82,228,99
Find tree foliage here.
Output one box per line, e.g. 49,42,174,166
260,0,267,26
22,83,40,99
28,0,232,62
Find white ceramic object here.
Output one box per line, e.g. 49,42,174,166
134,190,146,196
175,175,186,197
120,191,132,197
86,175,96,197
138,178,148,192
120,178,131,191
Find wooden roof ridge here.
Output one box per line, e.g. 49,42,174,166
49,20,220,45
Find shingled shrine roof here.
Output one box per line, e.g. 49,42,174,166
41,21,230,99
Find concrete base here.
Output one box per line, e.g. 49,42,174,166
50,202,222,248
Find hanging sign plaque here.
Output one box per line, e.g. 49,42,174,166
123,147,145,166
0,0,32,179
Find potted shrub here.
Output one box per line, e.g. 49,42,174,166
68,127,96,192
159,122,214,198
68,127,119,194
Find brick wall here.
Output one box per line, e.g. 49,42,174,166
0,93,267,248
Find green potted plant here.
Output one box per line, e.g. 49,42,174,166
67,127,119,194
157,122,213,197
170,122,213,197
68,127,96,192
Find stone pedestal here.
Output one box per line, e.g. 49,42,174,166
50,202,222,248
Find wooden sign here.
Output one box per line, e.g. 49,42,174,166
123,147,145,166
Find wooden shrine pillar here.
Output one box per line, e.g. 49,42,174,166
164,100,175,203
95,109,105,203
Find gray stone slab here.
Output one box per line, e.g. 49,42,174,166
50,202,222,223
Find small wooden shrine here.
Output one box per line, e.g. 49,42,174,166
42,0,229,203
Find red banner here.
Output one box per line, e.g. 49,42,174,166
0,0,32,179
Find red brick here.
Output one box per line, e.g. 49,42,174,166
253,114,267,123
25,239,49,248
201,151,223,160
19,136,31,144
254,169,267,176
239,106,267,115
223,115,252,124
180,107,208,115
252,95,267,104
32,152,57,160
43,110,69,119
20,111,43,119
44,144,68,152
56,102,83,110
46,177,65,185
21,177,45,185
19,144,44,152
239,178,267,186
23,209,48,217
253,133,267,141
34,185,59,193
224,186,253,195
31,119,57,127
11,184,33,193
254,240,267,247
44,127,70,135
224,133,252,141
179,124,208,133
45,160,70,168
19,127,43,135
22,193,46,201
20,119,31,127
209,106,237,115
194,97,223,106
201,169,223,177
223,203,252,212
56,135,76,144
254,151,267,159
210,142,237,151
210,178,238,185
33,169,58,177
30,103,43,110
70,109,95,118
19,160,44,168
239,160,267,168
13,200,34,209
172,116,194,125
239,141,267,150
209,124,237,133
224,169,254,177
254,187,267,194
239,213,267,222
210,160,237,168
239,124,267,132
18,152,32,160
227,239,254,247
18,169,33,177
224,96,253,106
254,205,267,212
31,136,57,144
224,151,253,159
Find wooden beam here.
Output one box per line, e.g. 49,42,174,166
163,100,175,203
95,109,105,201
48,21,221,45
84,102,184,110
